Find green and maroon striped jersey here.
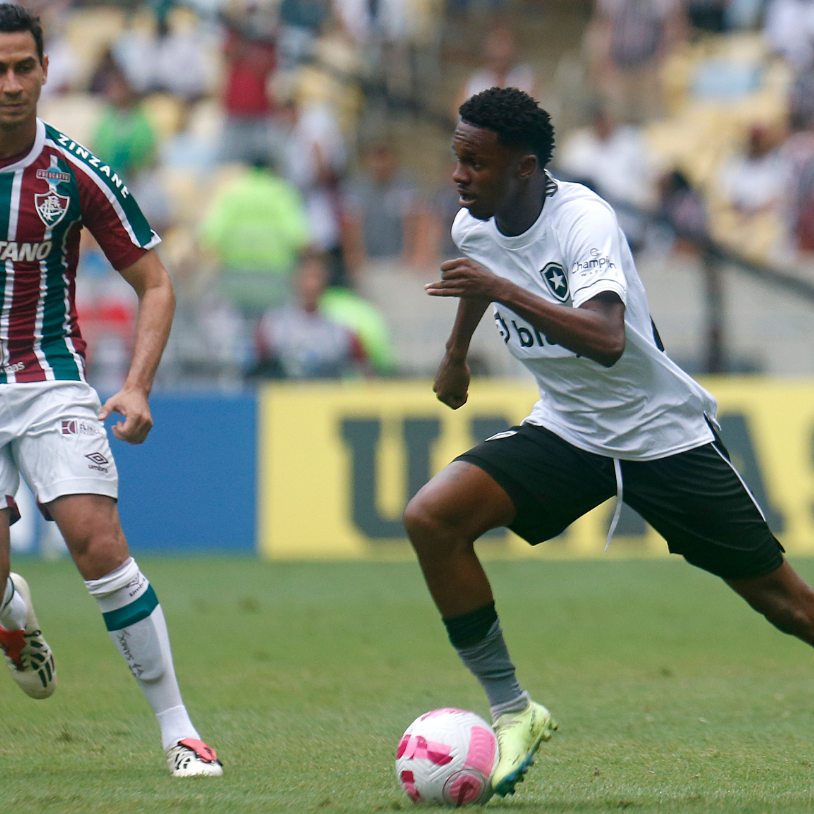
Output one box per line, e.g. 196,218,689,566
0,118,160,384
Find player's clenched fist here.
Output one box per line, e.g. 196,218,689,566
98,388,154,444
425,258,506,301
433,354,470,410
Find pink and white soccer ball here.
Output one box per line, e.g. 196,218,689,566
395,708,498,806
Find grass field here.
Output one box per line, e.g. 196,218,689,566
2,556,814,813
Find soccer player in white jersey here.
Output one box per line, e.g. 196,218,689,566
0,6,222,777
403,87,814,796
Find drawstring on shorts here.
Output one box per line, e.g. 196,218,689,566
605,458,624,552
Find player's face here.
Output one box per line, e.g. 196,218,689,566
0,31,47,130
451,121,523,221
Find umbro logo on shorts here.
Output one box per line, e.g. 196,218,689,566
85,451,110,473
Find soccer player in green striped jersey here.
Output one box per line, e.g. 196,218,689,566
0,5,222,777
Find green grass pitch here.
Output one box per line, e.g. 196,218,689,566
2,556,814,813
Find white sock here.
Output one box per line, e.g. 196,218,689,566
85,558,200,751
0,576,26,631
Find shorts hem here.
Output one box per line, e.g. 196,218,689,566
37,478,118,506
694,549,785,582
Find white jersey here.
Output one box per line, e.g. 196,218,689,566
451,176,717,461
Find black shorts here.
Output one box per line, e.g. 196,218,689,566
456,423,784,581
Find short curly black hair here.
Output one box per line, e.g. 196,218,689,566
459,87,555,168
0,4,43,63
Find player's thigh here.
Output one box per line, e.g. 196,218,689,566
0,445,20,585
0,508,9,585
622,441,783,581
0,443,21,523
452,423,616,545
406,460,517,543
46,494,128,580
13,383,119,509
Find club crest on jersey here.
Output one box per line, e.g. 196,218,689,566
540,262,569,302
34,190,70,228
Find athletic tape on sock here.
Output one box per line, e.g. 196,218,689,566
85,558,159,631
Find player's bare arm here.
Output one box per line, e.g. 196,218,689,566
426,256,625,367
433,297,490,409
98,249,176,444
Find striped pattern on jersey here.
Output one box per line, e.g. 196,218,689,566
0,119,160,384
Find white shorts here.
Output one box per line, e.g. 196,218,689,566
0,381,118,522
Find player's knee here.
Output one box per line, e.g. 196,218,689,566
403,495,435,544
403,494,453,552
69,528,129,580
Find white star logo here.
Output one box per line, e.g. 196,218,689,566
549,271,565,290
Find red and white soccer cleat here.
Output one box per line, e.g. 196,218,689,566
166,738,224,777
0,573,56,699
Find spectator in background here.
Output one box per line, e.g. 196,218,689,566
75,235,138,394
37,2,75,98
114,8,211,103
763,0,814,71
453,27,536,116
716,123,790,260
199,159,311,316
320,283,396,374
686,0,729,32
249,250,369,379
586,0,687,123
93,67,157,182
281,94,349,286
778,110,814,254
218,6,285,166
341,141,426,277
656,169,710,252
556,106,656,251
278,0,331,67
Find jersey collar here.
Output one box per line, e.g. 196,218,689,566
0,119,45,174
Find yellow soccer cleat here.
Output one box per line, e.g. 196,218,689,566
492,700,558,797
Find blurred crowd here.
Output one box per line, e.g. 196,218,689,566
25,0,814,386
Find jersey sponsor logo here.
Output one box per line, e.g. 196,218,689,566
62,419,102,437
36,168,71,185
540,262,569,302
3,361,24,373
34,190,69,228
0,240,52,262
494,309,558,349
574,248,616,276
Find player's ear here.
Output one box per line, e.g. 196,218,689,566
40,53,48,86
517,153,538,180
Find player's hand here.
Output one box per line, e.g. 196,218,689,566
433,354,470,410
98,387,154,444
425,258,505,301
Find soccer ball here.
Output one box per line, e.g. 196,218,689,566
395,708,498,806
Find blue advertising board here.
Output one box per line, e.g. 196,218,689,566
111,391,257,554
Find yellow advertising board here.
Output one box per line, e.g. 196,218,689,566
258,379,814,560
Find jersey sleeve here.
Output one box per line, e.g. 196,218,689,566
560,199,627,308
73,160,161,271
450,208,472,252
